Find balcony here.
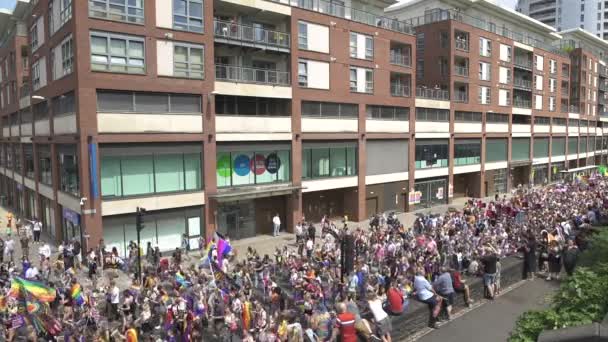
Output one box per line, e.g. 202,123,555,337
416,87,449,100
453,91,468,103
213,20,290,51
600,66,608,77
513,99,531,108
600,83,607,92
455,39,469,52
514,57,533,70
513,78,532,90
569,105,580,114
454,65,469,77
562,70,569,79
389,52,411,67
561,88,569,97
215,65,290,86
390,84,410,97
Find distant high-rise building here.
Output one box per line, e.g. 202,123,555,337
517,0,608,40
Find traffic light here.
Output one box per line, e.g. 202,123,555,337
136,207,146,232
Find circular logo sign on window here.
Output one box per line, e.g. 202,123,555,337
216,155,231,178
250,154,266,175
265,153,281,174
233,154,251,176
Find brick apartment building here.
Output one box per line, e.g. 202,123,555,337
0,0,605,255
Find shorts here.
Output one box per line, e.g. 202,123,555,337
377,317,392,337
484,273,496,287
443,292,455,306
454,285,465,293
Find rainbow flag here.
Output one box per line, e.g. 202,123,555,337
126,328,138,342
216,238,232,266
10,277,56,303
71,283,85,306
175,273,190,288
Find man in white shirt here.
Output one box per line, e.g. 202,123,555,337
109,281,120,321
32,219,42,243
39,243,51,262
25,266,39,280
272,213,281,237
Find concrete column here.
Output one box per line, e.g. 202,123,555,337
203,94,217,239
356,104,367,221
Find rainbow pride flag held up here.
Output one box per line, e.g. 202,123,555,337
10,277,56,303
216,238,232,266
71,283,85,306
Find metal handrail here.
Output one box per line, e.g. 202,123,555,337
416,87,449,100
454,65,468,76
215,64,290,85
285,0,414,35
513,99,531,108
213,20,291,48
390,84,410,97
514,57,533,69
390,52,411,67
453,91,468,103
513,78,532,89
455,39,469,51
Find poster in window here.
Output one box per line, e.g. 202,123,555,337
233,154,251,176
436,187,444,200
217,155,231,178
250,154,266,175
448,184,453,198
265,153,281,174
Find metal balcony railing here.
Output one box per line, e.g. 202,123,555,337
513,99,531,108
569,105,580,113
281,0,414,35
562,70,570,79
454,65,468,77
561,89,569,97
514,57,533,69
389,52,411,67
453,91,468,103
390,84,411,97
214,20,291,49
215,65,290,86
600,66,608,77
600,83,607,91
416,87,449,100
455,39,469,52
513,78,532,90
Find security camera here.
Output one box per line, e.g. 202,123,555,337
80,197,88,206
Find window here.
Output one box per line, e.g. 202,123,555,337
533,138,549,158
534,116,550,125
302,145,357,179
217,148,291,186
552,137,566,156
101,148,202,198
486,139,507,162
349,32,373,60
479,62,490,81
52,0,72,33
454,111,481,122
89,0,144,24
302,101,358,118
366,105,409,120
298,22,307,49
487,112,508,123
440,31,448,48
58,144,79,195
416,33,424,51
30,22,39,51
24,145,34,179
216,96,290,116
53,36,74,80
549,96,556,111
173,44,204,79
349,67,373,93
38,145,52,185
512,138,531,161
298,61,307,87
553,118,566,126
32,61,41,91
415,108,449,121
478,86,490,104
173,0,204,33
90,32,145,74
52,92,75,117
454,140,481,165
416,59,424,79
415,140,449,169
59,0,72,26
97,91,201,113
549,78,556,92
479,37,491,57
499,44,512,62
568,137,578,155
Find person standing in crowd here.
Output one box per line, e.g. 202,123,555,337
547,240,562,281
32,218,42,243
521,233,537,280
272,213,281,237
481,247,498,300
563,239,579,276
333,302,357,342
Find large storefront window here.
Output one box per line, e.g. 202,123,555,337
58,144,79,195
486,139,507,163
62,207,82,247
302,143,357,180
100,145,202,199
532,164,548,185
415,140,448,169
37,145,52,185
579,136,588,153
533,138,549,158
14,145,22,174
6,144,13,169
568,137,578,155
103,206,202,257
217,144,291,187
552,137,566,156
454,139,481,165
512,138,531,161
551,162,566,182
24,144,34,179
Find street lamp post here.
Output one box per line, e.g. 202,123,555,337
136,207,146,283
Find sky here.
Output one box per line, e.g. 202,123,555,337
0,0,16,11
496,0,518,9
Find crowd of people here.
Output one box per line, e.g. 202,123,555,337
0,174,604,341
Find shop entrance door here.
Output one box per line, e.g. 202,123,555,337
414,178,447,209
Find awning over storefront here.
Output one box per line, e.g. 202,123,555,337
210,185,302,202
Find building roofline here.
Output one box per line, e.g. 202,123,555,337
559,28,608,50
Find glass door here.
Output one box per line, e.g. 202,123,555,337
187,217,201,250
